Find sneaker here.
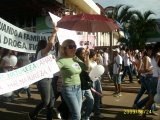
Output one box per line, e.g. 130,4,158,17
117,93,122,97
27,113,37,120
53,108,61,119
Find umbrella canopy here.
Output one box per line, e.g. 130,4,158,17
57,13,119,32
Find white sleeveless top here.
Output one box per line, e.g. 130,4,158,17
36,51,53,78
151,57,159,77
140,56,153,76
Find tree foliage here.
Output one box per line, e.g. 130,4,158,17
104,4,157,49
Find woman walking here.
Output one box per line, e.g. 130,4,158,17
28,28,57,120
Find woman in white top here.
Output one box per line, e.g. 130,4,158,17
142,45,160,118
89,49,104,118
28,28,57,120
133,46,153,109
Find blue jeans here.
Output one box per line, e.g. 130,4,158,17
93,79,102,116
134,75,151,108
121,66,133,82
61,85,82,120
82,89,94,119
137,97,149,108
134,76,147,105
149,77,158,95
30,78,55,120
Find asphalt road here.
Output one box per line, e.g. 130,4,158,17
0,84,160,120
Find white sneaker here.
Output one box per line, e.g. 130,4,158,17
117,93,122,96
57,113,61,119
53,108,61,119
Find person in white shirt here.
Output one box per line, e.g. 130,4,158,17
121,48,133,83
102,48,111,80
112,48,123,96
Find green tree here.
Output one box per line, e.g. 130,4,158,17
105,4,135,45
128,10,156,49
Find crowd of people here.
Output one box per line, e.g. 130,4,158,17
0,26,160,120
99,43,160,119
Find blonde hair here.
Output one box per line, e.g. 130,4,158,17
60,39,76,57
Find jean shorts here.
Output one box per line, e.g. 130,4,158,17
113,74,121,84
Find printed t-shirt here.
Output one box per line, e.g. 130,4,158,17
57,57,82,86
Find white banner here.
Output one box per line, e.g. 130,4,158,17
0,17,50,53
0,55,60,95
49,12,80,48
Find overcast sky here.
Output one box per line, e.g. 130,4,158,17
93,0,160,18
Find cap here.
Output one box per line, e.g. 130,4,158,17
135,49,139,53
113,48,120,53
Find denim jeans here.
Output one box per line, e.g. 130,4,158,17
134,76,147,105
92,79,102,116
121,66,133,82
137,96,149,108
30,78,55,120
57,94,70,119
134,75,151,108
149,77,158,95
61,85,82,120
82,89,94,119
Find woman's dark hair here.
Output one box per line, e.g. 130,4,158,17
151,43,159,58
89,49,96,59
34,40,47,60
76,47,85,61
142,45,152,57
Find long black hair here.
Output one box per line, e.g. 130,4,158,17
34,40,47,60
76,47,85,61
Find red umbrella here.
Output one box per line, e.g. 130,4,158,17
57,13,119,32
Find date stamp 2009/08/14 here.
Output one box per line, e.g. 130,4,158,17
123,109,152,115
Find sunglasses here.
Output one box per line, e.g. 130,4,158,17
66,45,77,49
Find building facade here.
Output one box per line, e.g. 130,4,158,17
0,0,119,48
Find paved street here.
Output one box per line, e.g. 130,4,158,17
0,80,160,120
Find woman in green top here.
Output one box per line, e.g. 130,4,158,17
57,39,89,120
